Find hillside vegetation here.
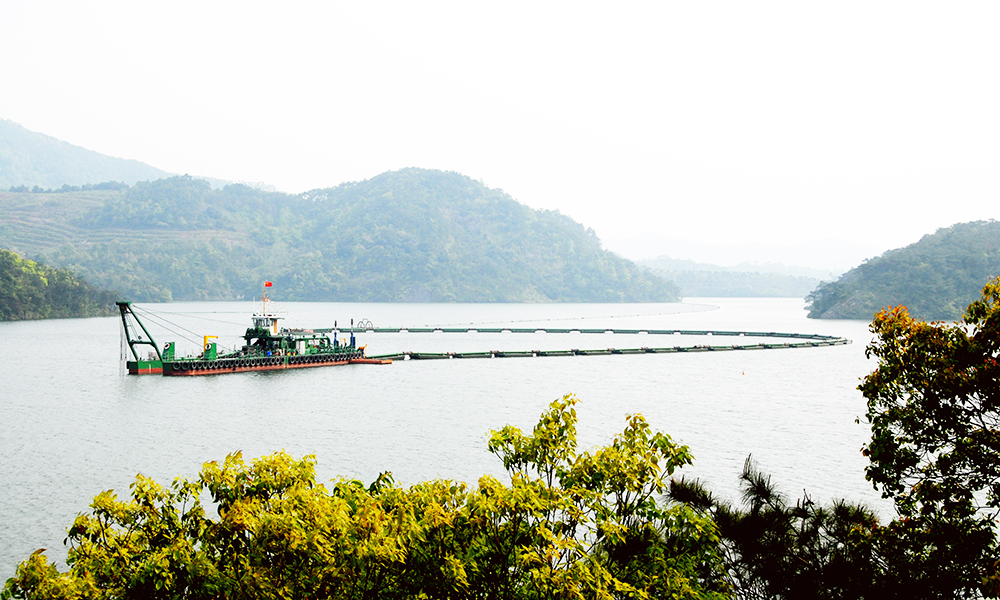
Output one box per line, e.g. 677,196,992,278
0,169,678,303
806,220,1000,320
0,249,116,320
0,119,170,190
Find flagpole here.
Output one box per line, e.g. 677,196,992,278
262,281,273,315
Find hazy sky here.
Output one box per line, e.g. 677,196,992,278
3,2,998,262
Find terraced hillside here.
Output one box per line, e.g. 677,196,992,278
0,189,254,301
0,170,678,303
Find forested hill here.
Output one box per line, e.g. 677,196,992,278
806,220,1000,320
0,169,678,303
0,249,116,320
0,119,170,190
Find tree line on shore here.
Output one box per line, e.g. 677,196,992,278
8,280,1000,598
7,181,130,194
0,249,116,321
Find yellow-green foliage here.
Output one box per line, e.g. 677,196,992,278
3,396,726,599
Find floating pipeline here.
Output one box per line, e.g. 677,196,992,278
118,302,850,375
332,325,845,340
361,327,851,361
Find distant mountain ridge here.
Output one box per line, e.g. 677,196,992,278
0,119,172,189
605,234,878,277
807,221,1000,320
0,169,678,303
637,256,824,298
639,256,833,278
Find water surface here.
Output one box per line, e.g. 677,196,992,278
0,298,884,576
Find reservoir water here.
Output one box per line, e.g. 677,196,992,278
1,298,888,577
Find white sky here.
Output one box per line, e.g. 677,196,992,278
2,1,998,263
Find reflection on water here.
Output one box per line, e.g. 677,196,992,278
0,298,884,576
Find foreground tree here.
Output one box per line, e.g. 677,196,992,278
663,280,1000,598
860,276,1000,597
669,454,1000,599
3,395,725,599
669,457,881,599
484,394,726,597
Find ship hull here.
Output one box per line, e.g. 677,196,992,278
161,353,390,376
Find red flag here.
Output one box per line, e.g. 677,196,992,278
264,281,273,287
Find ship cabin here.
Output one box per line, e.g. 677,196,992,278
242,314,345,357
243,314,286,356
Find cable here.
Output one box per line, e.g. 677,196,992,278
132,306,249,355
133,307,203,345
143,310,250,327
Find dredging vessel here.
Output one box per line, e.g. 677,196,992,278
117,300,390,376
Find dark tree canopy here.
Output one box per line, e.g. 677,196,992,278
669,457,882,599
